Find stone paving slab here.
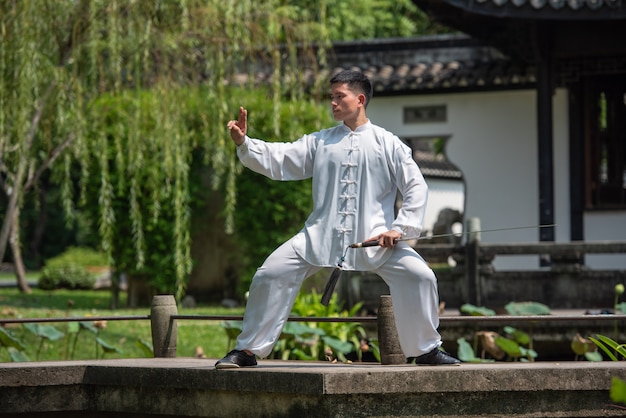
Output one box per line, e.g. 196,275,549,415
2,358,626,417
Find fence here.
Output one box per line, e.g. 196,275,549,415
4,294,626,364
341,239,626,312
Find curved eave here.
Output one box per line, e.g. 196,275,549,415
414,0,626,21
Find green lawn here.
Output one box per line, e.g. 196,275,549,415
0,282,244,363
0,271,39,282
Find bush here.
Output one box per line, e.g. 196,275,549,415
38,247,108,290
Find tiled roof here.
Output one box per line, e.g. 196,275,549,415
229,35,537,95
414,0,626,20
332,60,535,95
329,35,536,94
476,0,621,10
413,151,464,179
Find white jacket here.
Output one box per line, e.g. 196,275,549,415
236,120,428,270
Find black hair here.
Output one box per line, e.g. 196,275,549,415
330,70,373,108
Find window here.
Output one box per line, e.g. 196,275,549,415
584,76,626,209
403,105,447,124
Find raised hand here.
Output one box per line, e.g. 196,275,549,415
227,107,247,146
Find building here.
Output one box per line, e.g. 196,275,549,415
328,1,626,270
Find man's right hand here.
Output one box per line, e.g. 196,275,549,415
227,107,247,146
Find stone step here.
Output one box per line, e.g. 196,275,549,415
1,358,626,417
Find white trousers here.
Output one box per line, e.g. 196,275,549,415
235,237,442,358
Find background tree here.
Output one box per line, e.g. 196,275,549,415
292,0,451,40
0,1,332,298
0,0,448,300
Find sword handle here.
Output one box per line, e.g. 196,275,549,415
349,240,380,248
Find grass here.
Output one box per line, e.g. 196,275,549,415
0,271,39,282
0,282,245,363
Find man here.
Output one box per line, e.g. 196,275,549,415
215,70,459,368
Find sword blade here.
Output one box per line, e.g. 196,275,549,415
349,224,557,248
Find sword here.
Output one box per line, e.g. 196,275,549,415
349,224,557,248
320,224,555,306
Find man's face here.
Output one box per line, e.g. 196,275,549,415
330,83,362,121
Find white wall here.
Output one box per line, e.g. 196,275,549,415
368,88,626,270
422,178,465,235
585,212,626,269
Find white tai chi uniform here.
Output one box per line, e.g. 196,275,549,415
234,120,442,358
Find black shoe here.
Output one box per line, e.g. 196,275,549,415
409,348,461,365
215,349,257,369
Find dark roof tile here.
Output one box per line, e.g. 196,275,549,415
332,60,535,95
479,0,621,10
227,35,537,94
413,151,464,179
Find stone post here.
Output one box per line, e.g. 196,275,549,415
150,295,178,358
466,217,481,306
377,295,404,364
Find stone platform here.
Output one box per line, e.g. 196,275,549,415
2,358,626,417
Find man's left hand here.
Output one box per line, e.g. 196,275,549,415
367,230,402,248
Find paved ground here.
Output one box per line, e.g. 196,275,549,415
3,357,626,417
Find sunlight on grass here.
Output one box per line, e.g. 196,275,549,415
0,287,244,362
0,271,39,282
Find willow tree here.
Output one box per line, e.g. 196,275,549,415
1,0,439,298
0,0,333,296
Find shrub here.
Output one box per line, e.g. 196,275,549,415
38,247,108,290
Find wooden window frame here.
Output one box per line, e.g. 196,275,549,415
583,75,626,210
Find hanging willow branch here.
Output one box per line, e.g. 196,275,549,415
0,0,330,298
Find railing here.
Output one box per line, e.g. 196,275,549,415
4,294,626,364
391,239,626,309
3,312,623,326
2,315,150,324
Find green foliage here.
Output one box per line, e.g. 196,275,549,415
38,264,94,291
81,86,331,298
503,326,530,345
220,291,376,363
68,321,99,360
0,285,120,310
505,301,551,316
456,337,494,363
0,287,243,362
135,339,154,358
8,347,29,362
0,327,26,351
286,291,375,362
459,326,537,362
23,323,65,342
96,337,123,358
458,303,551,362
589,334,626,361
585,351,604,362
460,303,495,316
1,317,145,363
18,184,87,269
1,0,334,300
38,247,107,290
291,0,452,41
23,323,65,360
611,377,626,406
498,327,537,361
571,333,602,361
1,0,448,301
588,335,626,406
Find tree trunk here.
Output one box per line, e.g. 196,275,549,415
109,270,121,310
127,274,153,308
10,208,32,294
0,182,21,265
29,183,49,268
